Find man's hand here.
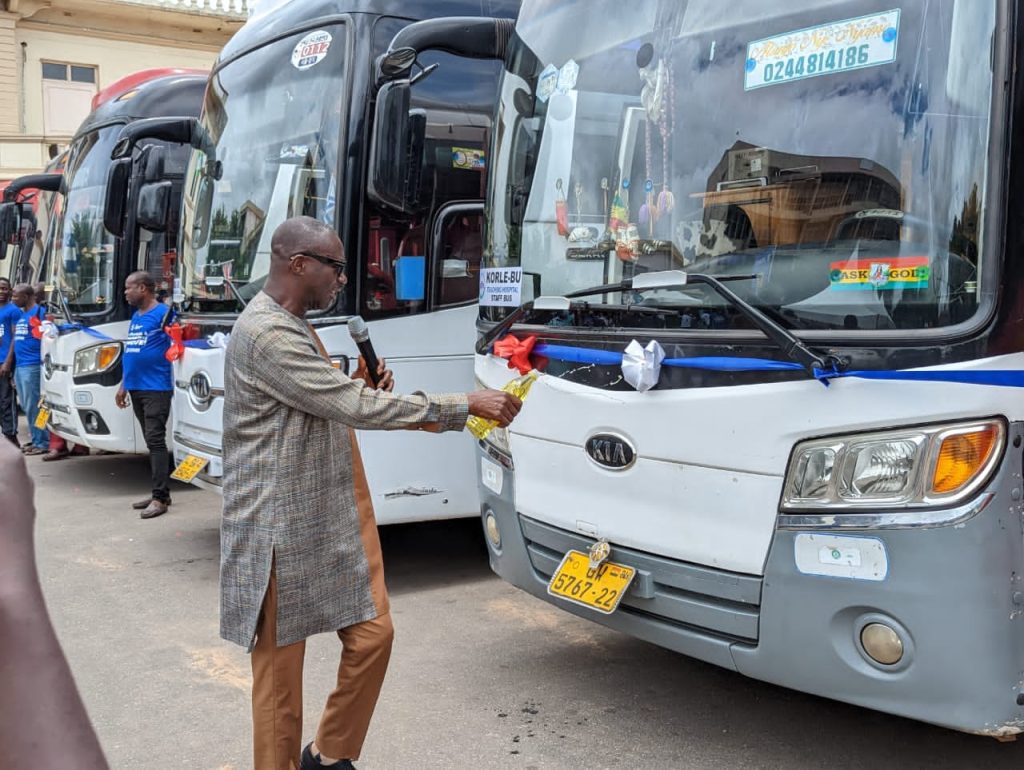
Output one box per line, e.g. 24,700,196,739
353,356,395,392
467,390,522,427
0,361,9,377
115,386,129,409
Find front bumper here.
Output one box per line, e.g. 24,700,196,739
43,368,140,453
479,424,1024,737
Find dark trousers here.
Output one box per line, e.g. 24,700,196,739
0,371,16,442
130,390,172,503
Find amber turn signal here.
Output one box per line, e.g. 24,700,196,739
931,423,1001,495
97,344,120,371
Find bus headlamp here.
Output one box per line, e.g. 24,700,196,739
782,419,1005,511
73,342,122,377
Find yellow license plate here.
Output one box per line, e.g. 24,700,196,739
547,549,636,615
171,454,208,482
34,407,50,430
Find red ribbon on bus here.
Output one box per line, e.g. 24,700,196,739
165,323,185,362
493,334,542,375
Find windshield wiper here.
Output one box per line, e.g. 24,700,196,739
477,270,840,379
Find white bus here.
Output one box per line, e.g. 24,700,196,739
117,0,519,524
467,0,1024,737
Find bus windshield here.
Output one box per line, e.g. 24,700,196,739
485,0,996,332
179,24,346,312
53,127,119,315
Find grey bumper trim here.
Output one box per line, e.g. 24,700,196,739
776,492,995,531
172,432,223,458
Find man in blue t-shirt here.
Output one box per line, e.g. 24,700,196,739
11,283,48,454
116,271,175,519
0,278,22,446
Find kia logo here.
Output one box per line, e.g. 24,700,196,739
585,433,636,470
189,371,212,408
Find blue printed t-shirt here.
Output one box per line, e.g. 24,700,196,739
0,302,20,363
123,304,173,392
13,305,45,368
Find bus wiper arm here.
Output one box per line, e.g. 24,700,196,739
479,270,840,379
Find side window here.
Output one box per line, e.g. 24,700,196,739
361,16,500,320
432,205,483,308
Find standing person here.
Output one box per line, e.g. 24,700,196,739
115,271,174,519
31,280,89,461
11,283,48,454
221,217,522,770
0,277,21,445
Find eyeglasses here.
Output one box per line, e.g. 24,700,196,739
290,252,347,277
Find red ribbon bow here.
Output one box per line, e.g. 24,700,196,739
493,334,539,375
165,323,185,362
29,315,42,340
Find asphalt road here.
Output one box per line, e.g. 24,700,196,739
28,452,1024,769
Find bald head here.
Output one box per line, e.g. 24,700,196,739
264,216,347,316
12,283,33,309
271,216,342,264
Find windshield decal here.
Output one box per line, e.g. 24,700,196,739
744,9,900,91
479,267,523,307
829,256,930,291
291,30,332,71
452,147,485,170
537,63,559,103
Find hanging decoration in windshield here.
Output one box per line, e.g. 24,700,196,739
291,30,332,71
744,10,900,91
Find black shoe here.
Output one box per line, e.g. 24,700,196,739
301,743,356,770
133,497,172,510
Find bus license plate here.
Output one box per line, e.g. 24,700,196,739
547,549,635,615
171,454,208,482
34,407,50,430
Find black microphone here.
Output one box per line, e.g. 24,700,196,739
347,316,381,387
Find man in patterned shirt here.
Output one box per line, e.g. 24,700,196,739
221,216,521,770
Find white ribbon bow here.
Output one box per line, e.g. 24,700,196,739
622,339,665,392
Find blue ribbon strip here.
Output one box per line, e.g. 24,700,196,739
56,323,114,341
183,339,217,349
531,343,1024,389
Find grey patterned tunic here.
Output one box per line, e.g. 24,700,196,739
220,292,468,650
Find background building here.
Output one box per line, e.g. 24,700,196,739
0,0,249,180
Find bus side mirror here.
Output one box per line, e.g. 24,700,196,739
136,181,171,232
103,158,132,237
368,81,426,213
0,202,20,244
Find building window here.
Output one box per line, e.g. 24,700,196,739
42,62,97,84
41,62,98,136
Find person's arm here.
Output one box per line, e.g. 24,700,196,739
1,331,13,375
250,323,521,431
250,324,470,432
0,439,109,768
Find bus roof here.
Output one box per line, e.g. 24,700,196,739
223,0,520,63
77,70,209,138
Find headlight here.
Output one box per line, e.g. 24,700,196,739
782,419,1004,510
73,342,122,377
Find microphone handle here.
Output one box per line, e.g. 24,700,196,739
356,339,382,386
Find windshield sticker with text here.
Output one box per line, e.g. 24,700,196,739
745,10,900,91
452,147,486,170
829,256,929,291
479,267,523,307
292,30,332,71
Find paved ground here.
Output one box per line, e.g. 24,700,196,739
28,452,1024,769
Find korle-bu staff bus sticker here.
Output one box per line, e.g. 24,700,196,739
744,10,900,91
829,255,930,291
